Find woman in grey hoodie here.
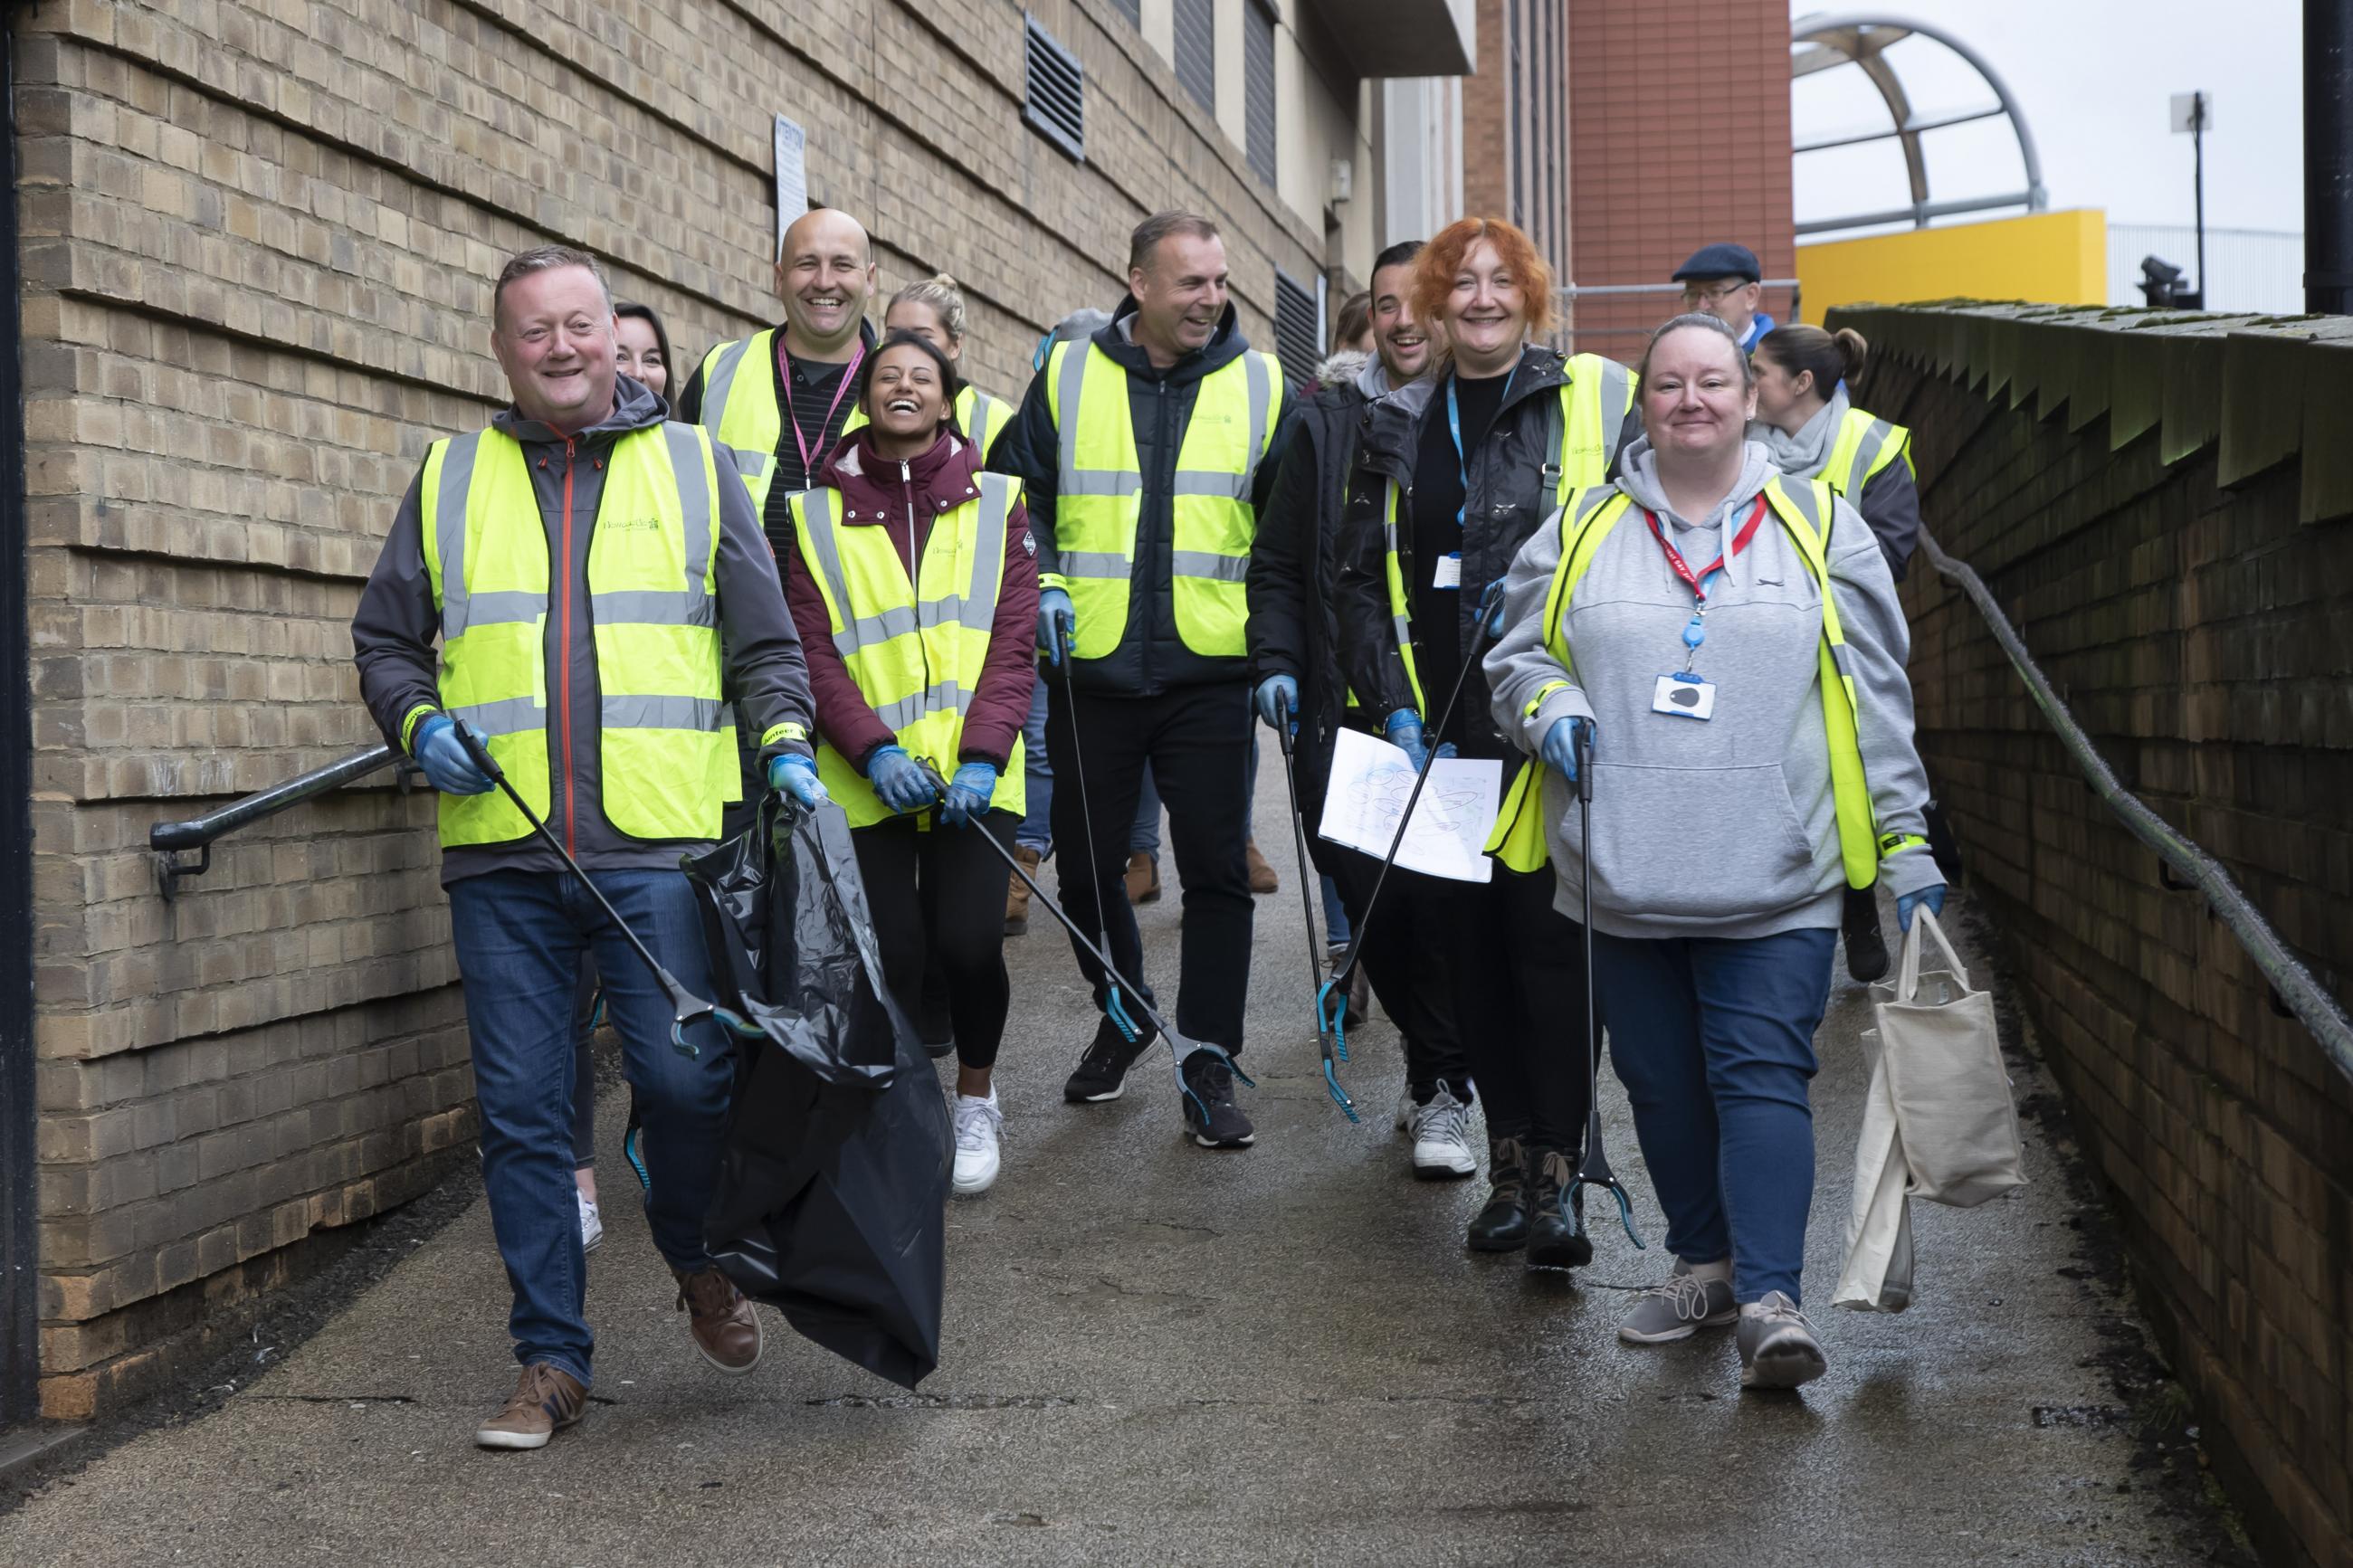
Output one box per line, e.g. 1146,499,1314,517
1482,314,1946,1392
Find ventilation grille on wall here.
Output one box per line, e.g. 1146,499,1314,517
1243,0,1276,185
1273,270,1323,388
1024,14,1084,163
1173,0,1215,116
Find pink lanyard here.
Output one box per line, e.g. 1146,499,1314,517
775,338,864,479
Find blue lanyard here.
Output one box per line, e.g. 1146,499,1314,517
1443,366,1516,530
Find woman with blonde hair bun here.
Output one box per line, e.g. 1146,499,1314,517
887,273,1017,465
1751,324,1920,580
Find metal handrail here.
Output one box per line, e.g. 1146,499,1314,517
148,743,412,900
1920,529,2353,1085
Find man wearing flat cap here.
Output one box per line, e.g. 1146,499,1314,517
1671,242,1774,351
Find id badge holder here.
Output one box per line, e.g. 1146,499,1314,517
1652,671,1716,720
1433,552,1462,590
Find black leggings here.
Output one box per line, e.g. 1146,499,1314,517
1427,866,1594,1152
853,809,1018,1071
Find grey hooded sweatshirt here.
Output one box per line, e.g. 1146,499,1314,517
1482,437,1941,940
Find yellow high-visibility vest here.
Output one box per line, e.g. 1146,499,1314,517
787,473,1030,830
691,328,874,511
414,423,771,847
1379,355,1636,711
1821,405,1911,500
1486,474,1928,879
957,384,1014,458
1040,339,1280,661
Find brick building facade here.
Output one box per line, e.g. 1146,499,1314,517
1843,300,2353,1568
2,0,1472,1421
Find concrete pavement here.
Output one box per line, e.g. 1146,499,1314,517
1,765,2250,1566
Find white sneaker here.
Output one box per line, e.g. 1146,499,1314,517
576,1189,604,1253
952,1093,1004,1195
1405,1088,1478,1179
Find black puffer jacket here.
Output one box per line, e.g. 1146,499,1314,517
1001,298,1293,698
1334,343,1638,757
1246,349,1388,755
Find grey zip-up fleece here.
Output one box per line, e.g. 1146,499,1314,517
352,375,814,887
1482,437,1941,939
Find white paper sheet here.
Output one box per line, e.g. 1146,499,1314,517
1316,727,1501,884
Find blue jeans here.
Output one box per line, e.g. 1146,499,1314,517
1319,873,1349,946
1592,926,1835,1306
447,868,738,1386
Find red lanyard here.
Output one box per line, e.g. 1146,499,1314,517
776,337,864,480
1643,496,1769,604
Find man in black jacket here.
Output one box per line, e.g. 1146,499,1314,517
1000,212,1292,1148
1246,240,1481,1180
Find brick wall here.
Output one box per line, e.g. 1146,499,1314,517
1565,0,1793,357
1838,301,2353,1568
16,0,1329,1419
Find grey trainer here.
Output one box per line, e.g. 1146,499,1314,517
1617,1258,1738,1345
1737,1290,1828,1390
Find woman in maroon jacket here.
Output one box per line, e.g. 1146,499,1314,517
784,332,1041,1194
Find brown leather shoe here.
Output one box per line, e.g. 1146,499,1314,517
1005,846,1041,936
474,1363,586,1450
672,1265,763,1373
1246,840,1279,895
1124,851,1160,905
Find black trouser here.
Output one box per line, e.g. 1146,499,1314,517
1293,717,1469,1096
852,810,1019,1072
1045,678,1254,1050
1420,865,1592,1151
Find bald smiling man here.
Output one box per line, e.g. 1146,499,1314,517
680,207,883,557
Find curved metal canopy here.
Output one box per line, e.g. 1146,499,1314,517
1791,13,2049,237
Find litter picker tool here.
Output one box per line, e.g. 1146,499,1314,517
1316,578,1507,1061
449,719,759,1055
1567,717,1643,1251
916,760,1251,1123
1271,686,1355,1121
1053,659,1147,1050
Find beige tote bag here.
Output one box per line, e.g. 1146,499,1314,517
1875,908,2027,1209
1833,1024,1916,1313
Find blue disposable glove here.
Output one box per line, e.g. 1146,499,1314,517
413,714,492,796
1434,741,1459,761
1038,588,1076,667
1383,708,1430,771
1897,884,1947,933
767,753,829,808
1540,716,1596,780
866,745,939,815
1256,673,1300,735
939,762,998,827
1478,577,1509,640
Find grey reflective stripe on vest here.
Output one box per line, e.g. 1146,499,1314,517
464,590,542,628
957,473,1018,638
1170,550,1247,583
873,681,972,731
700,335,758,438
1843,419,1894,499
794,489,880,660
433,431,482,639
1053,341,1106,498
449,694,541,737
1595,360,1634,467
602,694,724,731
1171,470,1251,498
1056,550,1129,580
1776,476,1830,539
963,388,1002,447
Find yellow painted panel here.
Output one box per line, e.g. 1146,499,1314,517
1796,210,2109,318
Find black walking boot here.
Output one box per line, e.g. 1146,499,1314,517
1466,1136,1531,1252
1525,1147,1594,1269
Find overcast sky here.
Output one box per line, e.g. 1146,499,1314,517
1790,1,2304,235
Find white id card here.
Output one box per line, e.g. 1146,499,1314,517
1652,673,1717,720
1433,552,1462,590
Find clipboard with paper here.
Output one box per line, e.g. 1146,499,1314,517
1316,727,1501,884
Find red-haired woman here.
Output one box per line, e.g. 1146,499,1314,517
1335,217,1639,1266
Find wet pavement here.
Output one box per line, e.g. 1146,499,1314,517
2,763,2249,1565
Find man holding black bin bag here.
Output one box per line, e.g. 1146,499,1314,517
352,244,827,1451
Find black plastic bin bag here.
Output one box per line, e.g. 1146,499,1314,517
684,798,948,1389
